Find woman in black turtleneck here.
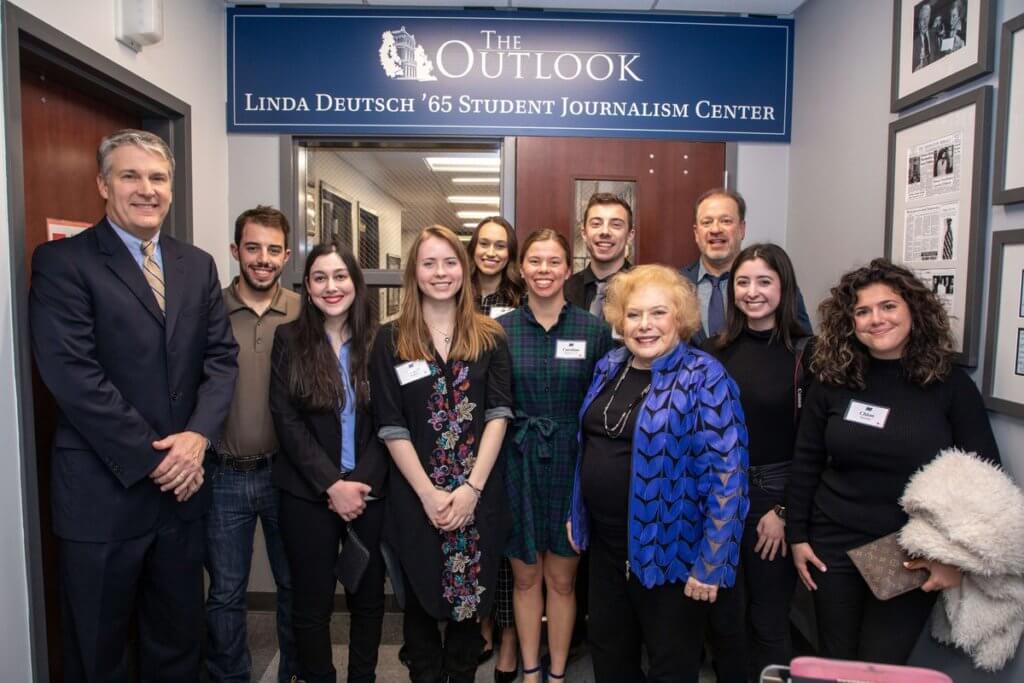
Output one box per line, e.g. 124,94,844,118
702,243,812,682
787,258,999,665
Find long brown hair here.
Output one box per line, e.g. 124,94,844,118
288,239,374,410
395,225,503,362
812,258,954,389
713,243,807,353
467,216,524,306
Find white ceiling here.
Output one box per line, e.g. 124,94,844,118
232,1,806,15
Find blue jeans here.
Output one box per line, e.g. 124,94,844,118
204,462,297,682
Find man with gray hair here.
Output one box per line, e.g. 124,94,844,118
30,128,238,681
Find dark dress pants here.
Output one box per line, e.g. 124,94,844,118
279,491,386,683
402,577,484,683
59,509,205,682
810,565,937,664
587,534,710,683
709,484,797,682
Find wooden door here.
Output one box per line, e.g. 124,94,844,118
514,137,726,269
21,55,141,681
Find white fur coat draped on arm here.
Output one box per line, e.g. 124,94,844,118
898,448,1024,672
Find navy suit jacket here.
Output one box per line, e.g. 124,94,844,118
30,219,238,542
682,259,813,346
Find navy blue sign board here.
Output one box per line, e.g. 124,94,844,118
227,8,794,142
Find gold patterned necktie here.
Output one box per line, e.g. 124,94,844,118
140,239,166,314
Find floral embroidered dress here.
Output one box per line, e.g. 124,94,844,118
370,323,513,621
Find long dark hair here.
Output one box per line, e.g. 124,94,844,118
713,243,806,352
812,258,953,389
288,238,374,411
467,216,523,306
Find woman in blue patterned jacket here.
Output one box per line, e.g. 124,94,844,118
567,264,749,683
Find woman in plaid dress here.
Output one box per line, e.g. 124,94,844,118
500,230,613,681
467,216,523,681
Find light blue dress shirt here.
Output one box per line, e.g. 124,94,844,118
337,341,356,472
108,219,164,273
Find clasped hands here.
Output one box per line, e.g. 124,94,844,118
149,431,207,502
421,484,479,531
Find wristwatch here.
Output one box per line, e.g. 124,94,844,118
773,504,787,520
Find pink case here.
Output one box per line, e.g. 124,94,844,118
789,656,953,683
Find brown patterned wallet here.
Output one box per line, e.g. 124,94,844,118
846,532,929,600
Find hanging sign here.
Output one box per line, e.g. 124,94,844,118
227,8,794,142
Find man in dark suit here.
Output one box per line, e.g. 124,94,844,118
564,192,634,320
683,188,811,346
30,129,238,681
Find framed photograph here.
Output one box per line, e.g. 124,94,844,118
884,86,992,366
890,0,995,111
386,254,401,316
982,230,1024,417
319,181,354,248
993,11,1024,205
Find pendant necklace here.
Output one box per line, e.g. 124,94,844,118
427,323,453,348
602,358,652,439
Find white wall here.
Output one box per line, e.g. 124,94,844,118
788,0,1024,479
11,0,232,277
737,142,790,246
0,8,35,679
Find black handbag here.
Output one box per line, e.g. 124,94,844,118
334,527,370,593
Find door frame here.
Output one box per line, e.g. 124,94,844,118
2,3,193,678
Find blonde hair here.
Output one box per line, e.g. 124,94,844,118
604,264,701,341
395,225,503,362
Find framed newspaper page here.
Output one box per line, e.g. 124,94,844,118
993,11,1024,205
890,0,995,112
884,86,992,366
982,230,1024,417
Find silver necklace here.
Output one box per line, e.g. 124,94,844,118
602,359,652,438
427,323,452,347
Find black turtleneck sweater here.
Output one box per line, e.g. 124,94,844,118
705,327,805,469
786,359,1000,545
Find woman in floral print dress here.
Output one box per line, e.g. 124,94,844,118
370,225,513,683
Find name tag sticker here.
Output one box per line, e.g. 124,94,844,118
395,360,431,386
555,340,587,360
489,306,514,319
844,400,890,429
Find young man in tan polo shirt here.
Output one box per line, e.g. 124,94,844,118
205,206,300,682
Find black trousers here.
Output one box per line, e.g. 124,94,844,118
810,565,937,664
60,511,205,682
709,483,797,682
587,535,710,683
279,491,386,683
402,578,484,683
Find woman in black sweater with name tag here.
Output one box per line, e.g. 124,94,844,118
786,258,1000,665
704,244,812,682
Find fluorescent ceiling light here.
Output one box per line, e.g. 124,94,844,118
456,210,495,220
448,195,500,206
425,155,500,173
463,222,478,228
452,177,500,184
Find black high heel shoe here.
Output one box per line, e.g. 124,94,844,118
522,664,543,681
493,668,517,683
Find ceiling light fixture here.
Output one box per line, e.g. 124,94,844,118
447,195,500,206
452,177,500,184
456,210,495,220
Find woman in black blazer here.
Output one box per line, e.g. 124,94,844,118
270,238,387,683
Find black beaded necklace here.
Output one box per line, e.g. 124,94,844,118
602,359,652,439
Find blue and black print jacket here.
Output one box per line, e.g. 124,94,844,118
569,341,750,589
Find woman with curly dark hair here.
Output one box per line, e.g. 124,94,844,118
786,258,1000,665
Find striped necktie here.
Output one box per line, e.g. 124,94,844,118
140,239,166,314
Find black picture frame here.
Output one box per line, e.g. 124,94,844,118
884,86,991,366
386,254,401,316
890,0,995,112
319,181,353,248
993,11,1024,205
982,229,1024,417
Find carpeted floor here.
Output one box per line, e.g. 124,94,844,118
247,610,719,682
